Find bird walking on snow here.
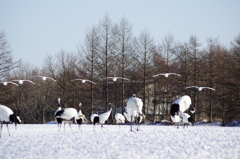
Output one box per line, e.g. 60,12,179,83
91,103,112,131
0,105,21,137
76,103,88,131
152,73,181,78
71,79,96,84
32,76,56,82
115,113,125,130
125,94,143,131
185,86,215,91
54,98,78,132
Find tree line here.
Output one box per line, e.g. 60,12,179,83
0,15,239,124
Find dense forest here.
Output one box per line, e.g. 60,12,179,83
0,15,239,124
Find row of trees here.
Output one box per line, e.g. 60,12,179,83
0,15,239,124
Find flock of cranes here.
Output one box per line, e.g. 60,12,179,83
0,73,216,92
0,93,196,137
0,76,57,87
0,94,144,137
54,94,143,132
0,73,216,137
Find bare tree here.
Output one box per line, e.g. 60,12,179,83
45,50,79,108
188,35,201,120
114,17,134,113
96,14,116,110
135,28,155,115
229,34,240,120
0,31,20,79
80,25,100,115
159,34,175,119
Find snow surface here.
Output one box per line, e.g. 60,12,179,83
0,124,239,159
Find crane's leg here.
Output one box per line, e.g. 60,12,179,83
58,123,61,132
6,124,10,136
0,123,3,138
78,124,82,131
93,124,95,131
130,117,133,131
69,122,73,132
137,119,140,131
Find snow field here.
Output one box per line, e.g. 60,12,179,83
0,124,239,159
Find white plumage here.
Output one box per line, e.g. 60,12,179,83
181,113,190,123
170,95,195,128
115,113,125,130
0,81,19,86
102,77,130,82
54,98,61,117
76,103,88,131
91,105,112,130
115,113,125,124
54,108,78,131
180,112,194,128
32,76,56,82
123,112,131,122
98,108,112,124
173,95,192,113
0,105,21,137
185,86,215,91
11,79,35,85
125,94,143,131
55,108,78,121
54,98,78,131
170,115,181,123
152,73,181,78
71,79,96,84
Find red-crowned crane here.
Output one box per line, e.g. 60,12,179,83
0,105,21,137
152,73,181,78
71,79,96,84
54,98,78,131
0,81,19,86
101,77,130,82
11,79,35,85
124,94,143,131
170,95,195,128
185,86,215,91
32,76,57,82
181,112,194,128
76,103,88,131
91,103,112,131
115,113,125,129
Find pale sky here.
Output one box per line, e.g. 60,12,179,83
1,0,239,67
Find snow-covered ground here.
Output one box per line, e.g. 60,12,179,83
0,124,239,159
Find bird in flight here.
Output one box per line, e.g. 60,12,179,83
71,79,96,84
102,77,130,82
0,81,19,86
185,86,215,91
11,80,35,85
32,76,56,82
152,73,181,78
